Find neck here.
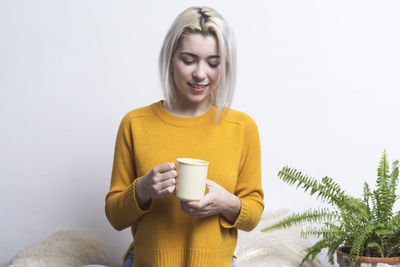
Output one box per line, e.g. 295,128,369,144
163,96,212,118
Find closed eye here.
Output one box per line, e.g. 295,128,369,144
183,60,194,65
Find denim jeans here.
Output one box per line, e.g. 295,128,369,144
121,248,236,267
121,248,134,267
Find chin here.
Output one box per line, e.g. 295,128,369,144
186,96,208,104
186,92,212,102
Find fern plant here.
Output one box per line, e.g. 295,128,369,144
262,151,400,266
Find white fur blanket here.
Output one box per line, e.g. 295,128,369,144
9,230,107,267
6,210,322,267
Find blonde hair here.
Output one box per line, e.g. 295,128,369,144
159,6,236,121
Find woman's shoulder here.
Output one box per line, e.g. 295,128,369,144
223,108,259,128
222,108,260,141
120,101,160,122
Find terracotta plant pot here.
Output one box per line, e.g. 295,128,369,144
336,248,400,267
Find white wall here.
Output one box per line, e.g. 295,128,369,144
1,1,399,266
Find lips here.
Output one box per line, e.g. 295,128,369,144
188,82,209,93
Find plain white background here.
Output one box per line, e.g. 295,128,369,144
1,1,400,266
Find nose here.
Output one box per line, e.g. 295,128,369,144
193,62,206,81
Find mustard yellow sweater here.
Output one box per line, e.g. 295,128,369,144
105,101,264,267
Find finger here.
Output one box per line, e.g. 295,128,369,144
151,177,175,193
181,198,208,210
180,202,209,217
151,170,177,184
180,201,196,212
154,162,176,174
206,179,218,188
158,185,175,197
158,170,177,181
200,192,213,205
180,201,197,214
157,178,176,191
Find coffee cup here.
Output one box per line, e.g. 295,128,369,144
175,158,209,201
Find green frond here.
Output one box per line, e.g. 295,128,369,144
278,167,346,206
278,167,371,219
300,238,332,266
301,226,322,239
367,242,384,257
371,194,379,222
377,150,389,183
375,228,394,236
301,222,343,240
306,224,346,264
363,182,372,209
387,160,400,211
278,166,319,192
387,242,400,257
301,236,346,266
374,150,393,222
389,160,399,191
327,238,346,264
342,196,370,221
349,223,376,256
261,208,336,232
388,212,400,232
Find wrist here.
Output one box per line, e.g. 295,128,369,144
135,177,151,210
222,194,241,224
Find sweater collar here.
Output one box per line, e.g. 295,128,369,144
151,100,217,127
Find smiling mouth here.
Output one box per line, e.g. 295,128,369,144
188,82,209,91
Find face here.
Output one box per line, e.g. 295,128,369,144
171,33,221,107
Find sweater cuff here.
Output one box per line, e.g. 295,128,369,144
219,198,249,229
126,178,153,214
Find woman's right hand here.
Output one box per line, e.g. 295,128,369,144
135,162,177,209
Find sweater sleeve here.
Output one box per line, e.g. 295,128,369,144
220,116,264,231
105,115,152,231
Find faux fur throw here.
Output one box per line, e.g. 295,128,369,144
235,209,323,267
7,210,322,267
9,230,107,267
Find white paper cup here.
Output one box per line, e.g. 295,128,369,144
175,158,209,201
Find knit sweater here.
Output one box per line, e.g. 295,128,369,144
105,101,264,267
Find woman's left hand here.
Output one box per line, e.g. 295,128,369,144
180,179,241,223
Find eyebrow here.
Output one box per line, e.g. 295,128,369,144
179,52,220,59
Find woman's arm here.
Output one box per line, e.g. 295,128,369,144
180,180,241,224
180,115,264,230
105,115,148,231
105,115,178,230
135,163,177,210
222,116,264,231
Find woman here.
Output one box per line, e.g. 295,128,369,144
105,6,264,267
